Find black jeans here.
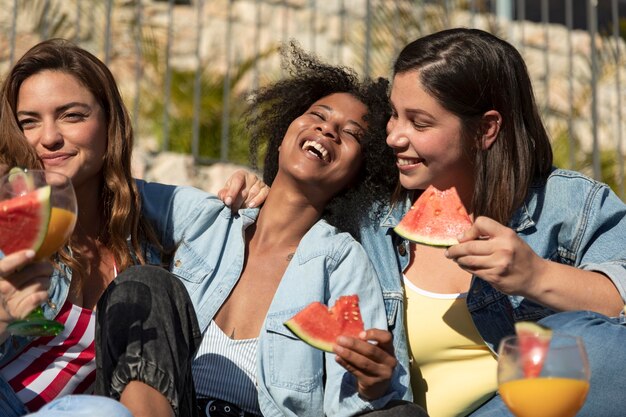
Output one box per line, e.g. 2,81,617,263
94,265,202,417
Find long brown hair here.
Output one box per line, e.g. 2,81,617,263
0,116,41,169
0,38,157,284
393,28,553,224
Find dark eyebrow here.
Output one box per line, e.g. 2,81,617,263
314,103,366,131
388,97,436,121
16,102,91,117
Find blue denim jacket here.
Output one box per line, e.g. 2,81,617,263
137,180,410,417
359,168,626,353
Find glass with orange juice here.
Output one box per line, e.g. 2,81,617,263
497,333,590,417
0,169,77,336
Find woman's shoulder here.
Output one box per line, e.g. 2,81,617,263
539,168,609,190
136,178,224,213
529,168,613,202
523,168,624,223
136,178,217,200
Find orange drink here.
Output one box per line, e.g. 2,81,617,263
36,207,77,259
1,169,77,336
499,377,589,417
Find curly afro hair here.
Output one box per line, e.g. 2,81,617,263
245,41,397,240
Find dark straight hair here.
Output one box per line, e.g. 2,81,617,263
393,28,553,224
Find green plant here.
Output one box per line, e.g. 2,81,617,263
142,47,277,165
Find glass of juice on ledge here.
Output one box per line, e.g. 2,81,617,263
497,332,590,417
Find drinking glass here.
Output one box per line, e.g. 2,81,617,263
497,332,591,417
0,169,77,336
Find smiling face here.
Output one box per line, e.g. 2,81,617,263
277,92,367,200
16,70,108,192
386,70,474,198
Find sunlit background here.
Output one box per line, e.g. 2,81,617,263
1,0,625,197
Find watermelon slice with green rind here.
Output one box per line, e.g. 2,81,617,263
0,186,52,256
285,295,364,352
514,321,553,378
394,185,472,247
8,167,36,195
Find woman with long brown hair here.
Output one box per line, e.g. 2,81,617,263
0,39,199,417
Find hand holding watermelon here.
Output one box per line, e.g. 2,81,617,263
334,328,397,400
285,296,397,400
444,216,548,297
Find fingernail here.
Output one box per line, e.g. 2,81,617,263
225,197,232,206
247,201,256,208
25,250,35,259
444,249,449,258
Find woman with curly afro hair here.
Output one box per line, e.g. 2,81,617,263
246,41,398,240
138,42,425,416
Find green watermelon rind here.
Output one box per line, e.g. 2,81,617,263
0,186,52,256
284,319,335,353
8,167,36,194
394,224,459,247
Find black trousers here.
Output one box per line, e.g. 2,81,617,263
94,265,202,417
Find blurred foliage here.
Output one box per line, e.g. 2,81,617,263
142,48,276,166
552,126,625,195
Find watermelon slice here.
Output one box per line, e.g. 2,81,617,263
394,185,472,247
285,295,364,352
514,321,553,378
8,167,36,195
0,186,52,256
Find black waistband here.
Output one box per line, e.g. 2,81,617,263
197,398,259,417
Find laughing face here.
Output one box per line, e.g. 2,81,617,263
278,92,367,200
16,70,107,192
386,71,474,197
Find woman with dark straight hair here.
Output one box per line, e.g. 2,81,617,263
224,28,626,417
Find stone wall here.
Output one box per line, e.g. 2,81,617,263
1,0,625,188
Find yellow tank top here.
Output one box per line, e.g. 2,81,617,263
404,276,497,417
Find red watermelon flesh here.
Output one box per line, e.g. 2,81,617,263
394,185,472,247
284,295,364,352
0,186,52,256
514,321,553,378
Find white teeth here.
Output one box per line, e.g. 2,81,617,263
302,140,330,162
397,157,419,166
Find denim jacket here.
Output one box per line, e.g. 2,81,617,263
137,180,410,417
359,168,626,353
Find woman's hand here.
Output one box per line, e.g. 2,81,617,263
216,169,269,211
334,328,397,401
0,250,52,337
446,216,624,314
444,216,546,297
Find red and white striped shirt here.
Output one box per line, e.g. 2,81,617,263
0,300,96,412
